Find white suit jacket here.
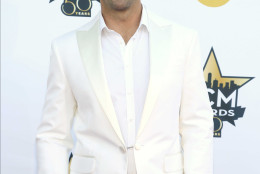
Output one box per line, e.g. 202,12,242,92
36,5,214,174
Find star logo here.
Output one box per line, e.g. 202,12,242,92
203,48,254,137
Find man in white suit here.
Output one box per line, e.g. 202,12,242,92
35,0,214,173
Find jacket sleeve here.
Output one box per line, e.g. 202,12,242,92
179,31,214,174
35,40,77,174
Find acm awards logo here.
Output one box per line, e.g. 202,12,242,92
199,0,229,7
50,0,100,17
203,48,254,137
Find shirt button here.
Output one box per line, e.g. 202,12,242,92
129,118,134,122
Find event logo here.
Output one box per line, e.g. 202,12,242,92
50,0,100,17
203,48,254,137
199,0,229,7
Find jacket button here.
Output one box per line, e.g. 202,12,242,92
134,143,142,150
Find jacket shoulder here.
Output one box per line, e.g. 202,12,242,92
51,30,75,49
147,8,197,36
51,13,99,47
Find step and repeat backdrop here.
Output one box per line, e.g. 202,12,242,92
2,0,260,173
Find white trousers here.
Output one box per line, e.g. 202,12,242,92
127,147,137,174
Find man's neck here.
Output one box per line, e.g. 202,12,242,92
100,1,142,44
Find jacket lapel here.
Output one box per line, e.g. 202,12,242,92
136,8,172,137
76,20,126,146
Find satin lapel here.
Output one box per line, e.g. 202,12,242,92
136,11,172,138
76,20,126,147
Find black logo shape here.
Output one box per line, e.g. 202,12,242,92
50,0,100,17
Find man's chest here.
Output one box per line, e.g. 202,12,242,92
101,29,150,98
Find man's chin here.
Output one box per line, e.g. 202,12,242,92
108,0,133,11
111,4,130,11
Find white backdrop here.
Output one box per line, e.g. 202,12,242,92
1,0,260,173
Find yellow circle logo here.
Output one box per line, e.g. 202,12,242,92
199,0,229,7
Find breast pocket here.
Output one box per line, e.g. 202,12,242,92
69,154,96,174
163,152,184,173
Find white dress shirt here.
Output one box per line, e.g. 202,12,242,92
99,5,150,147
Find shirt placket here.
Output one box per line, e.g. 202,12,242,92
119,37,136,148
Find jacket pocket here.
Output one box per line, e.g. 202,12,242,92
163,152,184,173
70,154,96,173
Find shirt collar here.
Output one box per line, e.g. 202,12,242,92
99,4,149,33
